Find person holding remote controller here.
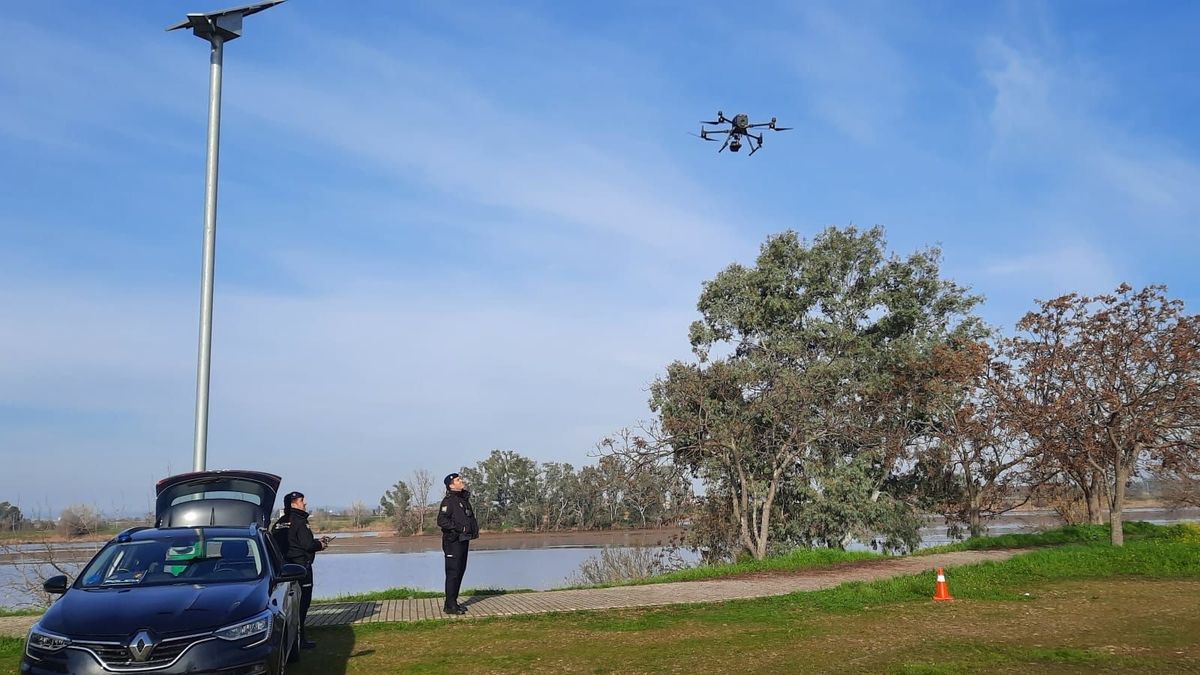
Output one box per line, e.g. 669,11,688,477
272,490,331,648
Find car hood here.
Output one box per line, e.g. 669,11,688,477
41,581,267,639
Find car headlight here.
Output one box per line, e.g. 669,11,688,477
214,610,272,642
26,624,71,655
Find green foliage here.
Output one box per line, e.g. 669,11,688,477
461,450,544,530
0,636,23,662
0,502,22,532
457,450,693,531
654,226,984,559
378,480,412,520
777,459,925,552
799,538,1200,612
919,520,1196,554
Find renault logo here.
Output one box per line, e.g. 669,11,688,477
128,630,156,662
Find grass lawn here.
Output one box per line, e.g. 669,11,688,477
3,523,1197,674
286,526,1199,673
285,577,1200,673
0,610,37,618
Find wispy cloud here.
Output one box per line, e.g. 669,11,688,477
981,36,1200,231
984,241,1120,298
773,4,909,144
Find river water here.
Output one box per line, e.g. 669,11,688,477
3,507,1197,608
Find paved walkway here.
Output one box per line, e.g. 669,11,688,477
0,549,1019,637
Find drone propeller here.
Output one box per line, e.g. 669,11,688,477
772,126,793,132
689,126,721,141
700,120,723,126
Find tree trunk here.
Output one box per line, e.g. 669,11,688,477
1109,459,1127,547
1082,471,1105,524
968,507,984,538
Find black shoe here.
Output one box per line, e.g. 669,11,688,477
456,603,468,613
443,605,466,615
300,638,317,649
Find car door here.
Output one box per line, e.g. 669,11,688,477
264,532,301,660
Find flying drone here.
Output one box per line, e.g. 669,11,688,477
693,111,792,155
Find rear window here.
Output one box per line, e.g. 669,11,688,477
171,491,261,506
79,534,264,588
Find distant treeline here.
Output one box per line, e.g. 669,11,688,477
373,450,694,534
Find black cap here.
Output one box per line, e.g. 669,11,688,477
443,473,460,488
283,491,305,505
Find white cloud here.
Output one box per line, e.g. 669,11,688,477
984,242,1119,298
0,262,698,510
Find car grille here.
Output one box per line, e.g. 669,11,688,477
70,634,213,671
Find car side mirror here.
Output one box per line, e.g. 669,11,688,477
277,564,307,582
43,575,69,595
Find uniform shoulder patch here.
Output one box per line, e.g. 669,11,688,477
440,505,448,512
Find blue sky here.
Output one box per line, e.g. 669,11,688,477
2,1,1199,514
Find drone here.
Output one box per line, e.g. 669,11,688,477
692,111,792,155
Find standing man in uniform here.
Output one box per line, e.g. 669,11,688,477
272,491,330,648
437,473,478,615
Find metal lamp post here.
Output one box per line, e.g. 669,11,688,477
168,0,286,472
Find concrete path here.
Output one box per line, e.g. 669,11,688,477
0,549,1019,637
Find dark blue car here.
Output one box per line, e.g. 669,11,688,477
21,470,306,675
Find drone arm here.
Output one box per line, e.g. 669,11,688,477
746,133,764,156
748,121,793,131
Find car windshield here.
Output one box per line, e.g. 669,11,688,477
78,533,263,588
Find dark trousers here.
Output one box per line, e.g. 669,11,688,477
299,566,314,635
442,539,470,607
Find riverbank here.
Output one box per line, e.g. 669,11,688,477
0,525,686,550
3,501,1196,547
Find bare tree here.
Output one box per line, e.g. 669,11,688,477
410,469,433,534
1004,284,1200,546
927,343,1038,536
0,539,89,609
1157,432,1200,507
347,501,372,530
57,504,104,539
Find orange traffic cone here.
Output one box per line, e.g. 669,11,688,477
932,567,954,602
